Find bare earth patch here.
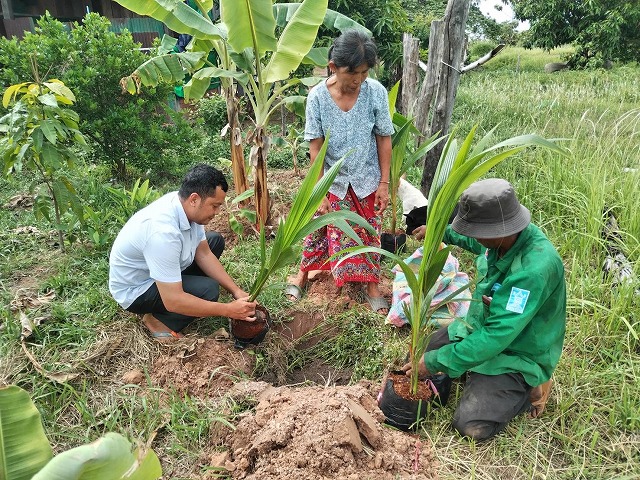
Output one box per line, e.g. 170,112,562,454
150,338,254,397
207,381,438,479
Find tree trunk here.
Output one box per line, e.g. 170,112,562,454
418,0,470,196
252,127,271,228
401,33,420,117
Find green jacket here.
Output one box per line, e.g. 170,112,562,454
424,224,566,386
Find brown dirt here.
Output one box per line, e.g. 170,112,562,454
387,372,434,402
205,380,438,479
150,338,254,397
147,169,433,478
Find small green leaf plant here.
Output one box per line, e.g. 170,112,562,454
0,385,161,480
248,135,376,301
227,187,256,237
0,66,87,250
106,178,161,223
338,126,569,395
387,81,444,235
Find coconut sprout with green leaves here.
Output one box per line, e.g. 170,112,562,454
338,125,569,395
248,135,376,301
387,81,444,235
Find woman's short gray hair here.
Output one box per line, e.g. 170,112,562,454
328,29,377,71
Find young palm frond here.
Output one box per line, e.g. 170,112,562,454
336,125,569,394
249,136,376,301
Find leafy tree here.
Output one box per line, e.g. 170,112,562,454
1,75,87,250
509,0,640,67
0,13,194,180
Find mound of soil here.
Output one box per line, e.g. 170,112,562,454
209,381,437,479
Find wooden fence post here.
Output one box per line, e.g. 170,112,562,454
401,33,420,117
419,0,470,196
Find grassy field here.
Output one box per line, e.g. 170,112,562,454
1,46,639,479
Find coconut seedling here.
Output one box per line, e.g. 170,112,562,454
384,82,443,251
229,135,376,346
338,125,568,428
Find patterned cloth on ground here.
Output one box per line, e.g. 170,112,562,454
385,245,472,328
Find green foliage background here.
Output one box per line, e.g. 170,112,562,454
0,13,197,180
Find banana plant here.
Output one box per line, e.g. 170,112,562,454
248,135,376,301
114,0,368,228
0,385,161,480
337,126,569,394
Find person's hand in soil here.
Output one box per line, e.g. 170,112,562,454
374,183,389,216
402,356,430,379
412,225,426,240
226,297,257,321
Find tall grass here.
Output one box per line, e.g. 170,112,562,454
0,47,638,479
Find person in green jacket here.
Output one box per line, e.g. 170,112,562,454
405,178,566,441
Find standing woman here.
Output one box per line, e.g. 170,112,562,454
285,30,393,313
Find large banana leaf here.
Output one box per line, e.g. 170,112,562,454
32,433,161,480
122,51,207,93
273,4,371,35
220,0,277,56
0,385,53,480
184,67,250,101
113,0,218,39
263,0,327,83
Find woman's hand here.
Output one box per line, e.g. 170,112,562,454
374,183,389,216
317,197,331,215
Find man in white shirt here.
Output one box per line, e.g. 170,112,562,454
109,164,256,340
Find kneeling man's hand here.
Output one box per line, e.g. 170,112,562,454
401,356,430,379
411,225,426,240
228,297,257,322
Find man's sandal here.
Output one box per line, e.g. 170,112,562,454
284,284,304,301
150,330,181,339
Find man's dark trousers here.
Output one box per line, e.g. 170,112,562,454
427,327,532,440
127,232,224,332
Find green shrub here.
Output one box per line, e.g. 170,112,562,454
195,94,228,136
0,13,193,181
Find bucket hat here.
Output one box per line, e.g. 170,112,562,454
451,178,530,238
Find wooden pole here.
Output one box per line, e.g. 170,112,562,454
419,0,470,196
1,0,14,19
400,33,420,117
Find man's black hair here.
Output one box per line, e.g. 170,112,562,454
178,164,228,200
328,29,378,71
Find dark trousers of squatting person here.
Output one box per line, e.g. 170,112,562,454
427,327,533,441
126,232,224,333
